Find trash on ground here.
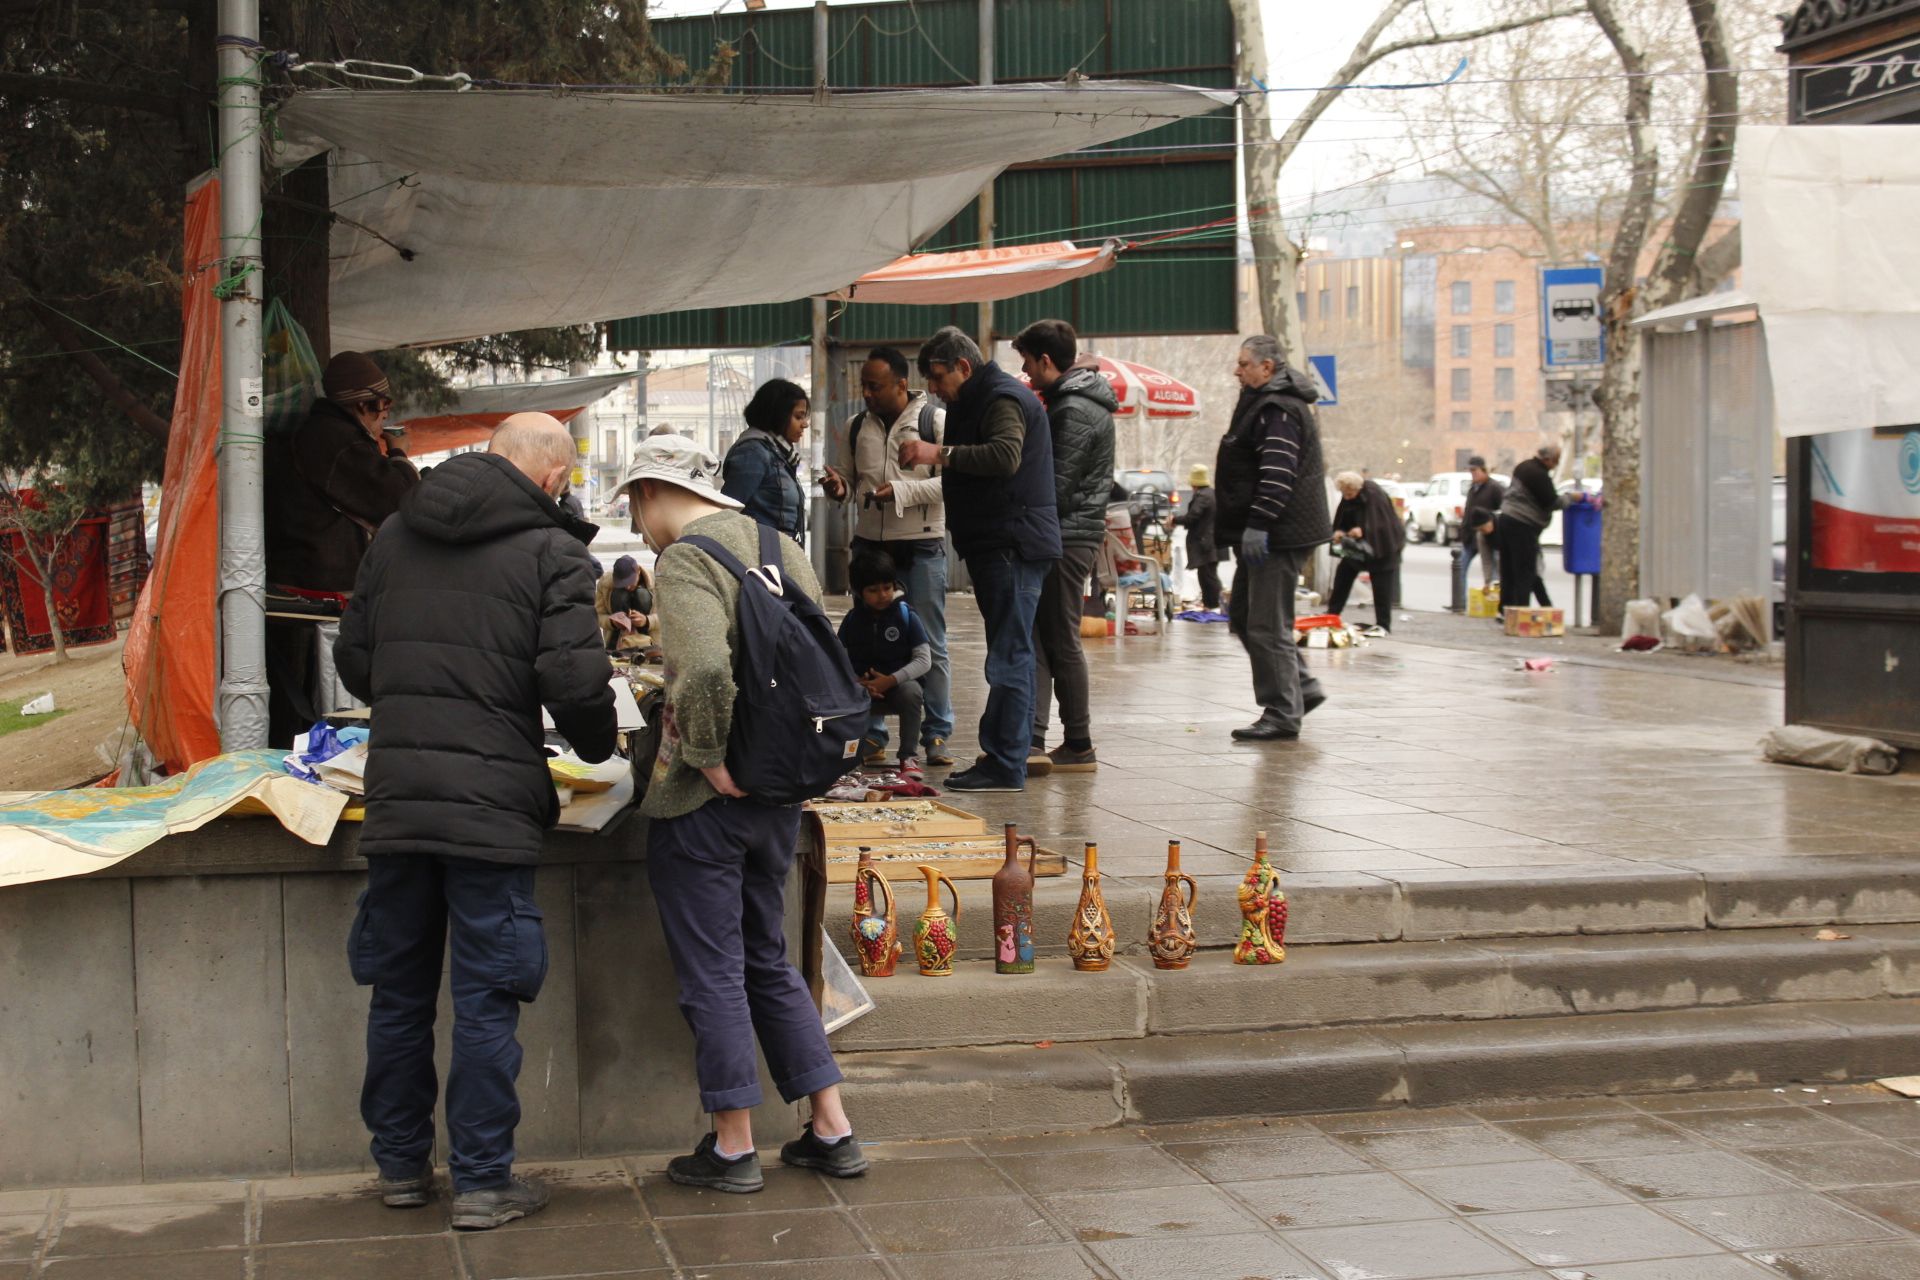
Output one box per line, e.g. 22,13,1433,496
1760,724,1900,776
1504,606,1564,637
1813,928,1853,942
1618,635,1662,652
1876,1075,1920,1098
1661,593,1718,652
1518,658,1556,672
20,693,55,716
1622,597,1662,641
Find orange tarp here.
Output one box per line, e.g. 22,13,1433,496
829,240,1119,306
123,178,222,772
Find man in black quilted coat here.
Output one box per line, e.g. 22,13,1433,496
335,412,616,1231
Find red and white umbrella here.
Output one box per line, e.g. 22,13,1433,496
1023,356,1200,419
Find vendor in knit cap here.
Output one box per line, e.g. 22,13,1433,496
264,350,422,742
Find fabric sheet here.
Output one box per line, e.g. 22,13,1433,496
0,512,117,655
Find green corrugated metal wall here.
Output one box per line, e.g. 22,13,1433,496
606,0,1236,350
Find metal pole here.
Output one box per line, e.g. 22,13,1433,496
809,0,835,587
1448,545,1465,613
215,0,268,748
976,0,995,350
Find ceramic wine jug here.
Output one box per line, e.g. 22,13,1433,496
850,848,902,978
913,863,961,977
991,823,1038,974
1233,830,1289,966
1068,842,1117,972
1146,839,1199,970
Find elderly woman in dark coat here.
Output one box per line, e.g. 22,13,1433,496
721,379,811,543
1327,469,1407,632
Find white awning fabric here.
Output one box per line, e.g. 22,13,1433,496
272,84,1234,351
1738,125,1920,438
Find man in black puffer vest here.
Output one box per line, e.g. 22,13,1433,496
1014,319,1115,773
1214,336,1333,741
335,413,616,1231
900,326,1063,792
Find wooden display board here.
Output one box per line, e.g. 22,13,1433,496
804,799,1067,884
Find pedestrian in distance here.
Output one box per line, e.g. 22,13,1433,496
1496,443,1564,611
623,433,866,1192
1327,470,1407,633
1014,318,1114,774
1170,463,1226,611
1211,335,1332,742
839,547,934,780
823,346,956,768
898,326,1064,792
334,412,618,1231
1461,455,1504,590
721,378,811,544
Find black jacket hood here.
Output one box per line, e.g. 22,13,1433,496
1237,363,1320,410
402,451,598,547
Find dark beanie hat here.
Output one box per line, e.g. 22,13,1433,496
322,351,392,404
613,555,640,584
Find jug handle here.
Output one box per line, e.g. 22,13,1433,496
1015,834,1039,877
863,865,897,920
1178,873,1198,911
936,868,961,920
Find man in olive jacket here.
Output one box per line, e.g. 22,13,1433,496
1014,319,1114,772
335,413,616,1231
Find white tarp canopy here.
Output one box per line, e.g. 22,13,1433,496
1738,124,1920,438
273,83,1234,351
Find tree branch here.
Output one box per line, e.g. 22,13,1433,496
0,70,178,118
1646,0,1737,309
16,294,172,445
1690,223,1741,295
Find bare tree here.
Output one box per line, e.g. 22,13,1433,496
0,473,93,663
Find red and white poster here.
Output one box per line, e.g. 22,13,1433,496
1811,427,1920,574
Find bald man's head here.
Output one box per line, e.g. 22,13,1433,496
490,413,576,496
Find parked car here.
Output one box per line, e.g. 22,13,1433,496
1115,468,1181,530
1402,471,1509,545
1373,479,1412,520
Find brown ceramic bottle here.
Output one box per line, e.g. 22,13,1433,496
1147,840,1199,970
850,848,902,978
1068,842,1117,972
1233,830,1288,966
991,823,1038,974
913,864,961,977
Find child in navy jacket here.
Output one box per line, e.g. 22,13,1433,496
838,548,933,777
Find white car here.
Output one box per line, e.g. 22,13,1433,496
1404,471,1506,545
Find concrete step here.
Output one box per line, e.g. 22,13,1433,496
837,997,1920,1141
829,853,1920,963
830,924,1920,1052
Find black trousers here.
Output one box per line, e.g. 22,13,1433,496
1195,558,1222,611
1327,558,1397,631
1496,515,1552,608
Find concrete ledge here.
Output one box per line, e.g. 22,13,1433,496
1135,946,1504,1035
831,957,1146,1051
1104,1028,1408,1124
1391,865,1709,940
836,1043,1123,1140
1681,857,1920,928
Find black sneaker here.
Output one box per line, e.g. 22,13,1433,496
667,1132,765,1194
780,1124,869,1179
450,1175,550,1230
945,766,1024,793
377,1161,434,1209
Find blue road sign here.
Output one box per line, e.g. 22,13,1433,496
1541,267,1605,368
1308,354,1337,406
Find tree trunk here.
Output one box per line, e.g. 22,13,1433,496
1231,0,1307,365
14,537,70,664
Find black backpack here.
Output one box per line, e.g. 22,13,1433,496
677,522,871,805
848,400,939,458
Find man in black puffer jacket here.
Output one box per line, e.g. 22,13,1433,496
1015,319,1115,772
335,413,616,1231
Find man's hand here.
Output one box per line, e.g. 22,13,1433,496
899,439,941,469
701,763,748,798
1330,530,1345,543
1349,527,1364,540
1240,528,1270,566
821,465,849,501
872,482,894,503
861,670,898,696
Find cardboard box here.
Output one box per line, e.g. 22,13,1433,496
1468,585,1502,618
1503,606,1565,637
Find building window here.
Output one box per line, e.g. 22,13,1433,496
1346,285,1359,319
1451,368,1471,401
1494,323,1515,357
1319,288,1331,319
1296,291,1307,321
1494,367,1515,400
1450,411,1471,432
1495,280,1516,313
1496,410,1516,431
1455,447,1477,469
1451,325,1471,358
1451,280,1472,314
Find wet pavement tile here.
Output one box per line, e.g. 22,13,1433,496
507,1165,646,1227
41,1253,247,1280
1398,1159,1630,1214
1745,1240,1920,1280
829,1156,1019,1205
996,1145,1202,1194
0,1216,44,1262
1090,1231,1330,1279
1470,1203,1722,1267
970,1128,1154,1156
63,1182,248,1208
853,1197,1065,1254
49,1202,247,1257
1579,1151,1799,1200
1224,1171,1449,1229
458,1221,669,1278
1823,1100,1920,1141
1039,1184,1262,1242
1655,1193,1898,1252
1283,1218,1529,1279
1311,1106,1485,1133
689,1262,888,1280
256,1190,449,1244
889,1245,1100,1280
1496,1115,1704,1159
1138,1115,1323,1145
638,1167,831,1216
1743,1142,1920,1190
654,1207,870,1267
1578,1259,1779,1279
1331,1124,1540,1169
1663,1107,1866,1148
1469,1097,1640,1122
1634,1089,1817,1114
252,1236,459,1280
1829,1183,1920,1234
1160,1133,1372,1182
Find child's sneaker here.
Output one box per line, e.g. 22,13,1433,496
897,756,923,780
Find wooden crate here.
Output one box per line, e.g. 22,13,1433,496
803,799,986,839
806,797,1067,882
823,838,1068,884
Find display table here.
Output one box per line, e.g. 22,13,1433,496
0,810,822,1190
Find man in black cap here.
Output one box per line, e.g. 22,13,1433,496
264,350,421,743
1461,455,1504,592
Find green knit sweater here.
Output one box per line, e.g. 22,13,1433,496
639,510,824,819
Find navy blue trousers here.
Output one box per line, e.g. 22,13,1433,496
349,856,547,1191
648,798,843,1114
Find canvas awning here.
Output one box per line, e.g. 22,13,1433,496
271,83,1235,352
830,240,1120,305
395,371,634,455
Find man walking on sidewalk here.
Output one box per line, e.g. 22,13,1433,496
1015,319,1114,773
335,413,618,1230
1212,336,1331,742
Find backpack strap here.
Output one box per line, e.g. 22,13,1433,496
916,400,939,444
680,526,791,600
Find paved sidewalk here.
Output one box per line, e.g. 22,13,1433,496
7,1085,1920,1278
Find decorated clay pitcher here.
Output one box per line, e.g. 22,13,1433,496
1147,840,1199,971
1068,842,1117,972
1233,830,1289,966
991,823,1038,974
850,848,902,978
913,864,961,977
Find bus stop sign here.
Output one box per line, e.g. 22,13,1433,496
1541,266,1605,368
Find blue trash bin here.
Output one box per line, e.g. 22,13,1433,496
1562,499,1601,575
